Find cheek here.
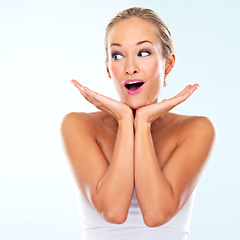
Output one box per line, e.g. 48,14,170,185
109,62,122,78
150,61,159,77
109,63,124,96
144,58,165,80
144,58,165,100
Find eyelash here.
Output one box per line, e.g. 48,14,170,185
111,50,151,60
138,50,151,57
111,52,122,60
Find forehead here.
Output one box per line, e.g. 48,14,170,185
108,17,160,46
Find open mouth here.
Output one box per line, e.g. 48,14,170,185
124,80,145,95
125,81,144,91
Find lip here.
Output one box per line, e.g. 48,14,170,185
123,78,146,95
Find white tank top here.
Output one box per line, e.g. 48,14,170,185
75,187,196,240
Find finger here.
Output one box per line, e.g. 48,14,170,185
71,81,96,107
71,79,82,88
84,87,110,100
179,85,192,95
172,85,192,99
84,87,122,107
159,84,200,114
83,87,105,104
71,80,114,103
71,79,126,116
71,79,93,98
79,88,98,104
174,83,199,99
175,84,200,104
181,84,199,99
71,79,86,92
188,84,200,95
72,83,114,109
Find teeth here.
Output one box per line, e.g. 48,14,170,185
126,81,143,85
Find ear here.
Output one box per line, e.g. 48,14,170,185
164,54,175,75
105,60,112,79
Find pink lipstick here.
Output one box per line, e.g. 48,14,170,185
124,79,145,95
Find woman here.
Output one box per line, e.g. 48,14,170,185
61,7,215,240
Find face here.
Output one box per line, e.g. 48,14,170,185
106,17,174,110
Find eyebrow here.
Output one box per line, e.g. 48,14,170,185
110,40,152,47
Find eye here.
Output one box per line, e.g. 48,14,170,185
111,52,123,60
138,50,151,57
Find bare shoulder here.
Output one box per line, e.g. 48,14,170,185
173,113,216,143
62,111,94,125
61,111,101,134
180,114,215,133
60,111,113,211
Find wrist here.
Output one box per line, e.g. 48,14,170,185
134,116,151,130
118,112,134,125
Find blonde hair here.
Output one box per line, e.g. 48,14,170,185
105,7,175,86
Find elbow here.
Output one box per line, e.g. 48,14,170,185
143,214,171,228
142,205,177,228
92,195,128,224
101,208,128,224
142,195,180,228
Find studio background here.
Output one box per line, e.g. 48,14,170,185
1,0,239,239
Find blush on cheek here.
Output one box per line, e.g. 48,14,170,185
145,58,163,78
109,62,122,79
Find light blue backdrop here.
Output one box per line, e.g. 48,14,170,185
1,0,239,239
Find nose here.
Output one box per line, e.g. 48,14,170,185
125,57,138,75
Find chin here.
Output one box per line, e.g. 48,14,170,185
124,98,153,110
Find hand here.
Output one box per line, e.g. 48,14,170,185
71,79,133,122
135,84,199,124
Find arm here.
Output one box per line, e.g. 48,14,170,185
94,114,134,223
134,116,215,227
61,80,134,224
134,84,215,227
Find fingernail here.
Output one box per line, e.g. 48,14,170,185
71,79,77,86
71,79,81,89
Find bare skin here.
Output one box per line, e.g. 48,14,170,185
61,17,215,227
